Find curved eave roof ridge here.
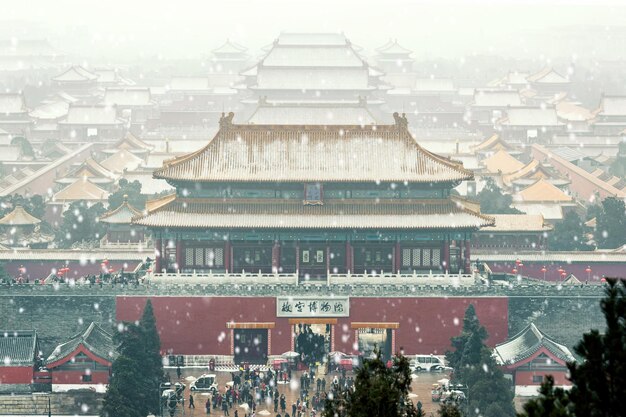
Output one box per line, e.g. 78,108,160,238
100,201,142,223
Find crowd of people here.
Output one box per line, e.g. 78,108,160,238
182,365,357,417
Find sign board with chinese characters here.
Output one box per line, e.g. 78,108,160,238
276,297,350,317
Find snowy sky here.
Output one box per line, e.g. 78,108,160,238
5,0,626,60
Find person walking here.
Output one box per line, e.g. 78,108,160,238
206,398,211,415
292,402,296,417
177,365,182,379
189,393,196,409
274,394,279,412
222,399,229,416
321,378,326,392
280,394,286,413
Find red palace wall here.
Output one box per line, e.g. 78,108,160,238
116,296,509,356
0,366,33,384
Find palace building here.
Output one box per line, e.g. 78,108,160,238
135,113,493,278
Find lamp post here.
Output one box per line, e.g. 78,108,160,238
540,266,547,280
585,266,592,281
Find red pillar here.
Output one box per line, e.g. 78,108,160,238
155,238,162,273
224,240,231,272
272,241,281,273
464,238,471,273
295,241,300,274
443,238,450,272
394,242,401,273
326,245,331,273
345,241,353,273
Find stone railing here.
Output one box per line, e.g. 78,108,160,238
148,271,299,286
328,272,476,287
99,235,153,249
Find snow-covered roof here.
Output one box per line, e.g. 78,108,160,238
134,198,493,230
53,178,109,202
473,90,522,107
479,214,552,233
69,157,117,180
262,45,364,67
599,96,626,117
212,39,248,55
376,39,413,55
502,160,553,186
169,77,211,91
29,100,69,120
512,203,565,221
494,323,574,366
0,205,41,226
527,67,570,84
0,330,37,367
276,32,348,46
515,178,572,202
556,101,593,121
100,149,144,173
254,67,372,90
61,105,121,126
482,149,525,174
502,107,562,127
247,105,377,125
103,87,152,107
0,94,27,114
46,322,117,366
471,134,515,153
99,198,142,224
122,172,174,195
52,66,98,82
0,146,23,162
154,116,474,184
550,146,589,163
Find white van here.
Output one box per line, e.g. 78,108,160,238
412,355,445,372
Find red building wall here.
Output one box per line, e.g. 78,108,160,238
515,369,570,386
0,366,33,384
50,370,110,385
116,296,509,356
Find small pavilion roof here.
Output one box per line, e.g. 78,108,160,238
52,65,98,82
527,67,570,84
46,322,117,366
494,323,574,366
0,205,41,226
502,159,552,186
70,157,117,180
99,197,142,224
375,39,413,55
483,149,525,174
154,114,473,184
53,179,109,202
134,198,494,230
515,178,572,202
212,39,248,55
0,330,37,367
112,132,153,152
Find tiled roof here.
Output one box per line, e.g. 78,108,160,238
53,178,109,202
134,198,494,230
276,33,348,46
0,206,41,226
556,101,593,121
376,39,413,55
70,157,117,180
0,94,27,114
52,66,98,82
483,149,525,174
0,330,37,367
29,100,69,120
261,45,364,67
46,322,117,366
473,90,522,107
114,132,153,152
154,118,473,183
515,178,572,202
527,67,570,84
502,160,556,186
100,149,144,174
480,214,552,233
502,107,562,127
212,39,248,55
471,134,515,153
414,78,455,92
99,199,142,224
253,67,373,90
169,77,211,91
512,203,565,221
103,87,152,107
494,323,574,366
61,105,121,126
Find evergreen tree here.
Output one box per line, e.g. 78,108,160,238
548,211,592,251
447,305,515,417
139,299,164,415
476,179,521,214
438,404,463,417
323,351,419,417
109,179,146,210
57,201,106,248
519,376,572,417
101,324,150,417
594,197,626,249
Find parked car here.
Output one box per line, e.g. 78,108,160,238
412,355,446,372
190,374,218,393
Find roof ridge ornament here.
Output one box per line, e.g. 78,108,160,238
219,112,235,130
393,112,408,130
